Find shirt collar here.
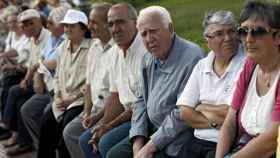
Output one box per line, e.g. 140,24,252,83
32,27,48,45
125,33,142,58
154,34,177,74
204,44,245,76
66,38,91,52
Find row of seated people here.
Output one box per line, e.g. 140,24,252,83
0,1,279,158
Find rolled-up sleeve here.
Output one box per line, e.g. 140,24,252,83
150,108,190,150
129,97,149,139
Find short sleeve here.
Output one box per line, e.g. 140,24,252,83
176,62,201,108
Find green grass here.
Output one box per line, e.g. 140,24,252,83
90,0,246,52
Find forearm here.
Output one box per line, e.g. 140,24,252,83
1,49,18,58
215,109,237,158
180,106,210,129
84,85,92,116
232,124,278,158
108,108,132,128
196,104,229,117
43,59,56,71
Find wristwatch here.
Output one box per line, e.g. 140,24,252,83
209,122,218,129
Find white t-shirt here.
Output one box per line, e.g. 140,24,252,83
241,65,280,136
176,47,245,142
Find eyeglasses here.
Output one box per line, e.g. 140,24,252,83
237,26,278,39
205,28,237,40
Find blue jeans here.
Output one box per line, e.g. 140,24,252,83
79,121,131,158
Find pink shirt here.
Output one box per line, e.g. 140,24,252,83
232,58,280,123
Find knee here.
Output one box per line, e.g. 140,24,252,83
106,146,118,158
63,122,73,141
79,130,91,149
20,103,31,118
8,84,21,95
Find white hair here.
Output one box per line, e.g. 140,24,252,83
49,6,68,25
137,6,172,29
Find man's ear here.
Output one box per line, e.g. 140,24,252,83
168,23,174,33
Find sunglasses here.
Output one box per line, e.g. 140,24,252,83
237,26,277,39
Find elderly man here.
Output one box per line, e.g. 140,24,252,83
107,6,204,158
62,3,114,158
20,6,67,150
2,9,51,156
78,3,147,158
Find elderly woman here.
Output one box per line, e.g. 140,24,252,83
176,10,245,158
215,1,280,158
36,9,91,158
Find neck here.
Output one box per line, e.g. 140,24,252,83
100,34,111,47
213,53,235,77
33,28,42,41
259,54,280,73
15,30,22,37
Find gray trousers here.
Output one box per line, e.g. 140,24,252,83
63,112,85,158
20,94,51,148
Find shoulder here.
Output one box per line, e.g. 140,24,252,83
174,36,204,65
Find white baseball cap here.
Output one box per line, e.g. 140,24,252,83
60,9,88,26
18,9,41,22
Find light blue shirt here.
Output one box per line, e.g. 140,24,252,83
129,34,204,156
41,34,64,60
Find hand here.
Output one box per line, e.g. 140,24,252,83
134,141,156,158
88,133,99,153
91,124,112,140
19,79,28,91
1,63,15,71
30,63,39,73
55,97,66,111
61,93,76,107
33,73,45,94
82,114,99,129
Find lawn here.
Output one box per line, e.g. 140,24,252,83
89,0,245,52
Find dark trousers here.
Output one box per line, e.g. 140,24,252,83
107,136,172,158
182,136,217,158
0,71,25,116
3,84,34,145
37,105,83,158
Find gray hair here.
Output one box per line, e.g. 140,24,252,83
137,6,172,29
91,2,112,22
49,6,68,25
203,10,236,35
111,3,137,20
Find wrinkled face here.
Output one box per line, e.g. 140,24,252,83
205,24,239,57
6,15,18,32
64,23,85,41
47,16,63,37
21,18,42,38
137,14,173,60
88,10,108,39
108,6,137,49
239,17,280,62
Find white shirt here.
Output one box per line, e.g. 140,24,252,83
5,31,30,66
109,34,146,109
87,38,114,113
177,47,245,142
241,65,280,136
